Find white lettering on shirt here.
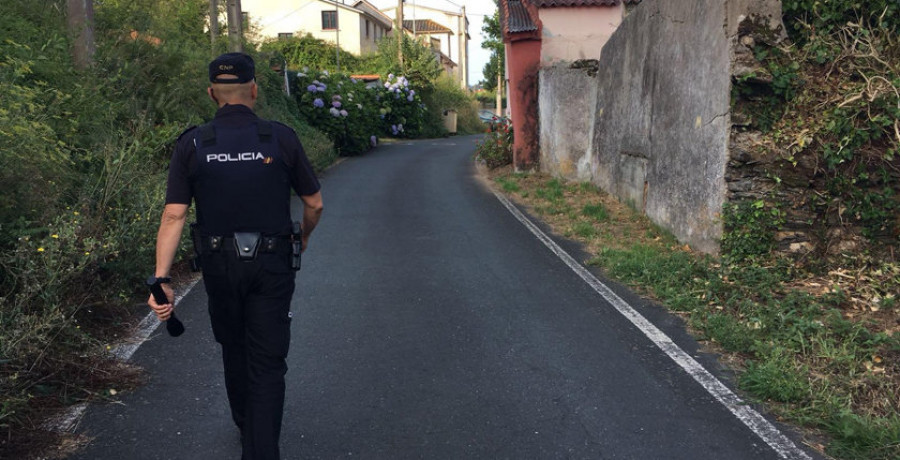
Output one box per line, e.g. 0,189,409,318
205,152,265,163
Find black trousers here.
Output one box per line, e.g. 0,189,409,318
201,250,295,460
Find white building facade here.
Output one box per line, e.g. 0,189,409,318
242,0,394,56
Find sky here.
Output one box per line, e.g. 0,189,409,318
363,0,498,85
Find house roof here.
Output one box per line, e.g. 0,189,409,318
352,0,393,29
382,4,464,18
403,19,454,35
531,0,639,6
434,49,458,68
507,0,539,33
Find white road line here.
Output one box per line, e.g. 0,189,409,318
492,190,812,460
47,278,201,433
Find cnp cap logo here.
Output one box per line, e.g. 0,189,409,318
209,53,255,83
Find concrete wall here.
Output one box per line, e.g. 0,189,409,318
537,0,783,254
539,6,623,66
596,0,733,254
539,65,597,181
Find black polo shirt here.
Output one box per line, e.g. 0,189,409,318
166,105,320,235
165,104,320,206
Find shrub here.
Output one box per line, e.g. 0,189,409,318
475,117,513,168
0,0,339,449
290,69,427,154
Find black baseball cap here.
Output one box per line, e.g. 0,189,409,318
209,52,255,83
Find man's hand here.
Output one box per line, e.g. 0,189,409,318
301,234,310,253
147,283,175,321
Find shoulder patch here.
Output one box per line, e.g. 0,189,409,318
176,125,198,142
271,120,297,136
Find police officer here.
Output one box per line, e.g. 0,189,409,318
147,52,323,460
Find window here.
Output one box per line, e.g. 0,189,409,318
322,11,337,30
366,20,370,38
278,32,293,40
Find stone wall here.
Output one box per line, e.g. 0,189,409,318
537,0,785,255
538,64,598,182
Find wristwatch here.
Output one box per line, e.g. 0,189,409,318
146,276,173,286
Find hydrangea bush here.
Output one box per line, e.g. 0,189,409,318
291,69,427,155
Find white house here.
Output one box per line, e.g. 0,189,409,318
380,3,470,88
242,0,394,56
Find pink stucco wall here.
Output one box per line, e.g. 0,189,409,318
507,39,541,169
539,6,623,65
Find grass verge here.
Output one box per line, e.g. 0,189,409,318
488,168,900,460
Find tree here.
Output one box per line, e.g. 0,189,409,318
67,0,96,69
226,0,243,52
480,6,504,92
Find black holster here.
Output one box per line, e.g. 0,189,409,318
291,221,302,271
189,223,202,272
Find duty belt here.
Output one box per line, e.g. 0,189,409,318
200,235,292,255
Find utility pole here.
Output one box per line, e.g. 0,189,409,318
335,3,341,72
226,0,243,53
460,5,468,90
66,0,95,69
209,0,219,56
396,0,404,68
496,60,503,117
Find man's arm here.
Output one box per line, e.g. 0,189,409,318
148,203,189,320
300,192,323,252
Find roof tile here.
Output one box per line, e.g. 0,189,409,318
403,19,454,35
531,0,639,6
507,0,538,33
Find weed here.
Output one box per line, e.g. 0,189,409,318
496,177,520,193
826,412,900,460
573,222,597,238
722,199,785,263
582,203,609,222
740,347,811,404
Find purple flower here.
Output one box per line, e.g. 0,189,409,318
329,107,340,117
307,85,318,92
332,101,342,108
351,78,357,83
317,84,327,91
332,95,342,101
340,109,348,117
313,98,324,108
409,90,415,96
391,124,398,135
407,94,414,102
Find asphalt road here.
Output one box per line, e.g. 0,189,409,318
70,136,819,459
